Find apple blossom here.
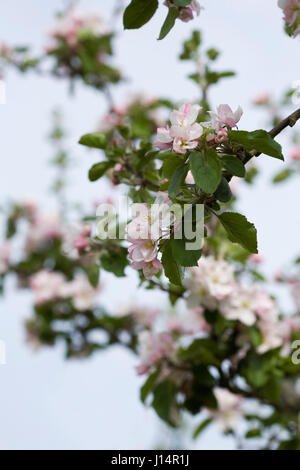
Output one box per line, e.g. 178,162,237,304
219,286,257,326
254,93,270,105
30,270,67,305
0,242,10,274
64,275,99,311
210,104,243,129
154,103,203,154
164,1,202,23
209,388,243,431
136,331,175,375
278,0,300,25
25,212,64,254
120,305,160,328
185,256,236,310
290,147,300,160
49,9,107,48
168,307,210,335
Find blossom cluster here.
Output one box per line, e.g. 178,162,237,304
154,103,242,154
278,0,300,36
30,270,99,311
164,1,202,23
185,256,293,354
47,8,108,49
126,193,174,279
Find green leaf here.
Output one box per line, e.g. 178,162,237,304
193,418,213,439
218,211,258,254
123,0,159,30
273,168,294,183
152,380,177,426
178,338,220,366
79,132,107,149
170,238,202,267
190,150,222,194
158,7,179,40
173,0,191,6
168,163,188,199
88,162,113,182
87,264,100,288
213,177,232,203
245,429,262,439
222,154,245,177
162,155,185,179
161,241,183,286
100,249,128,277
229,130,284,160
140,369,160,403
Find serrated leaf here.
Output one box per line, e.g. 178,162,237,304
79,132,107,149
190,150,222,194
229,129,284,160
218,211,258,253
158,7,178,40
123,0,159,30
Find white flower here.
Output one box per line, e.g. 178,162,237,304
220,286,257,326
64,274,99,311
210,388,243,431
185,256,235,310
30,270,67,304
136,331,175,375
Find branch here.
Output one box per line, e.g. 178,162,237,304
269,107,300,139
242,107,300,166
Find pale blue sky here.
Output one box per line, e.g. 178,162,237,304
0,0,299,449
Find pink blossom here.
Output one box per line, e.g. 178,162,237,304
168,307,210,335
122,305,160,328
48,9,107,48
211,104,243,129
30,270,67,305
63,274,99,311
154,103,203,154
25,212,64,254
185,256,236,310
209,388,243,431
290,147,300,160
136,331,175,375
131,257,162,280
185,170,195,184
153,126,173,150
248,253,263,264
128,238,158,264
254,93,270,105
278,0,300,25
0,242,10,274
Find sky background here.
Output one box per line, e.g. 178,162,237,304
0,0,299,450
